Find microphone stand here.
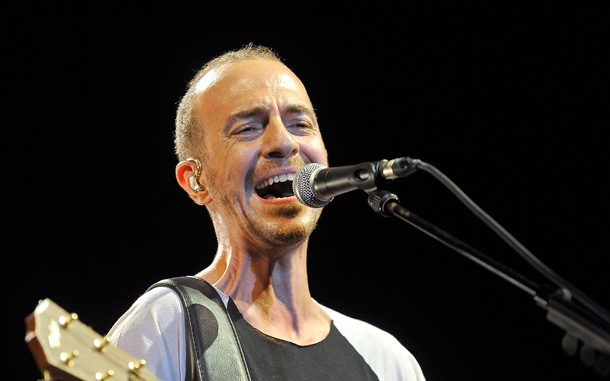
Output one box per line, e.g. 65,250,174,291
366,189,610,376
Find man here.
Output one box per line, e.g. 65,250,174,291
108,44,425,380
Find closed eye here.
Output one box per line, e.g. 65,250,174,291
286,121,314,135
237,125,262,133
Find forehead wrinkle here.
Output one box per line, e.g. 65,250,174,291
223,101,318,133
225,105,270,129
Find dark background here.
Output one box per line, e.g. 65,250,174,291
9,3,609,380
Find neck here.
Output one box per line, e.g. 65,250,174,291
196,240,331,345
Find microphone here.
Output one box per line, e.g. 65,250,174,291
292,157,420,208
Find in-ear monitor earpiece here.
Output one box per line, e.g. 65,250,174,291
187,157,204,192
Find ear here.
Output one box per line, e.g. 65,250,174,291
176,159,213,205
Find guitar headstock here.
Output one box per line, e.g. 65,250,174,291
25,299,160,381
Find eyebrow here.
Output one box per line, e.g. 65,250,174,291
223,106,268,133
284,104,317,121
226,104,317,128
230,106,269,121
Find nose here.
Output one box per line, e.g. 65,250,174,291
260,116,299,159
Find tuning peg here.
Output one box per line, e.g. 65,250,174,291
561,333,579,356
58,313,79,329
128,359,147,374
93,337,110,352
95,369,115,380
595,353,609,377
580,343,597,367
59,350,79,367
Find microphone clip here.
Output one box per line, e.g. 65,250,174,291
368,190,401,217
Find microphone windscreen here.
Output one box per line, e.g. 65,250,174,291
292,163,333,208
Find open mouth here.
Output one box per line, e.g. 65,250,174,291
255,173,295,199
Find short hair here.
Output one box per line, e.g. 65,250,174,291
174,44,283,161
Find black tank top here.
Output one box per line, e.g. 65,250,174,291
227,299,380,381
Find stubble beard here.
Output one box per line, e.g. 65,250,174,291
250,203,322,248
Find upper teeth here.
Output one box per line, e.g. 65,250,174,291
255,173,295,190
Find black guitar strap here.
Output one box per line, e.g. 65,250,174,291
148,276,251,381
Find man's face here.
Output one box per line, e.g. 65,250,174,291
194,59,328,250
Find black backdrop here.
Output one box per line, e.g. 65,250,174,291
9,3,609,380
